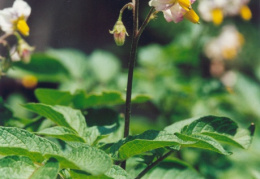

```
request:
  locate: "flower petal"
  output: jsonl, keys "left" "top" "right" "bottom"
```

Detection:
{"left": 13, "top": 0, "right": 31, "bottom": 19}
{"left": 0, "top": 8, "right": 16, "bottom": 33}
{"left": 163, "top": 3, "right": 185, "bottom": 23}
{"left": 149, "top": 0, "right": 177, "bottom": 11}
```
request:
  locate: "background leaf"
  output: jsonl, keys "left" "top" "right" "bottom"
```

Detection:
{"left": 141, "top": 159, "right": 204, "bottom": 179}
{"left": 8, "top": 53, "right": 69, "bottom": 82}
{"left": 35, "top": 89, "right": 73, "bottom": 106}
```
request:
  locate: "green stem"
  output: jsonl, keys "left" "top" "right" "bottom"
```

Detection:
{"left": 135, "top": 151, "right": 173, "bottom": 179}
{"left": 118, "top": 3, "right": 134, "bottom": 21}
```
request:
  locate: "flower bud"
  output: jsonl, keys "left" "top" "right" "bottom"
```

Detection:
{"left": 17, "top": 39, "right": 35, "bottom": 63}
{"left": 109, "top": 20, "right": 129, "bottom": 46}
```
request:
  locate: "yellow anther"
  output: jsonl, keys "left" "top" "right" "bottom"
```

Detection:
{"left": 222, "top": 48, "right": 237, "bottom": 60}
{"left": 240, "top": 5, "right": 252, "bottom": 21}
{"left": 16, "top": 19, "right": 30, "bottom": 36}
{"left": 184, "top": 9, "right": 200, "bottom": 24}
{"left": 178, "top": 0, "right": 191, "bottom": 12}
{"left": 211, "top": 9, "right": 223, "bottom": 25}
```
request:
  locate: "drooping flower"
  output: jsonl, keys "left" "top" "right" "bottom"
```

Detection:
{"left": 0, "top": 0, "right": 31, "bottom": 36}
{"left": 109, "top": 20, "right": 129, "bottom": 46}
{"left": 149, "top": 0, "right": 200, "bottom": 24}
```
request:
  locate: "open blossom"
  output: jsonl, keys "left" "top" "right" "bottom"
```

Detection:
{"left": 204, "top": 25, "right": 244, "bottom": 61}
{"left": 198, "top": 0, "right": 252, "bottom": 25}
{"left": 149, "top": 0, "right": 199, "bottom": 23}
{"left": 0, "top": 0, "right": 31, "bottom": 36}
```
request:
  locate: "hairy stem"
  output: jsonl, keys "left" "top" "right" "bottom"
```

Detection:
{"left": 135, "top": 151, "right": 173, "bottom": 179}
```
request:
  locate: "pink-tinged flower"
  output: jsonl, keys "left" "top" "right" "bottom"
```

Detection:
{"left": 109, "top": 20, "right": 129, "bottom": 46}
{"left": 15, "top": 39, "right": 35, "bottom": 63}
{"left": 149, "top": 0, "right": 199, "bottom": 23}
{"left": 0, "top": 0, "right": 31, "bottom": 36}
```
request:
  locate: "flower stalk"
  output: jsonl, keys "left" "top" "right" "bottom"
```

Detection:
{"left": 121, "top": 0, "right": 155, "bottom": 170}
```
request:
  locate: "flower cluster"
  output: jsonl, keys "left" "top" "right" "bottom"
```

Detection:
{"left": 149, "top": 0, "right": 200, "bottom": 24}
{"left": 198, "top": 0, "right": 252, "bottom": 25}
{"left": 110, "top": 0, "right": 200, "bottom": 46}
{"left": 0, "top": 0, "right": 34, "bottom": 75}
{"left": 205, "top": 25, "right": 244, "bottom": 62}
{"left": 204, "top": 25, "right": 244, "bottom": 88}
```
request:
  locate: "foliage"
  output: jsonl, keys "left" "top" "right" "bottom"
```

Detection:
{"left": 0, "top": 86, "right": 255, "bottom": 178}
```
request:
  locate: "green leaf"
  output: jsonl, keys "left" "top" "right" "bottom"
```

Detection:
{"left": 35, "top": 88, "right": 73, "bottom": 106}
{"left": 47, "top": 48, "right": 89, "bottom": 79}
{"left": 110, "top": 130, "right": 192, "bottom": 160}
{"left": 35, "top": 88, "right": 149, "bottom": 109}
{"left": 0, "top": 97, "right": 13, "bottom": 125}
{"left": 8, "top": 53, "right": 69, "bottom": 82}
{"left": 23, "top": 103, "right": 87, "bottom": 138}
{"left": 165, "top": 116, "right": 254, "bottom": 154}
{"left": 131, "top": 94, "right": 151, "bottom": 104}
{"left": 84, "top": 125, "right": 119, "bottom": 145}
{"left": 105, "top": 165, "right": 131, "bottom": 179}
{"left": 36, "top": 126, "right": 86, "bottom": 142}
{"left": 70, "top": 170, "right": 112, "bottom": 179}
{"left": 30, "top": 158, "right": 59, "bottom": 179}
{"left": 66, "top": 143, "right": 112, "bottom": 176}
{"left": 175, "top": 133, "right": 231, "bottom": 155}
{"left": 141, "top": 159, "right": 204, "bottom": 179}
{"left": 0, "top": 127, "right": 61, "bottom": 162}
{"left": 0, "top": 127, "right": 113, "bottom": 176}
{"left": 70, "top": 165, "right": 131, "bottom": 179}
{"left": 0, "top": 156, "right": 36, "bottom": 179}
{"left": 89, "top": 50, "right": 120, "bottom": 83}
{"left": 73, "top": 91, "right": 125, "bottom": 109}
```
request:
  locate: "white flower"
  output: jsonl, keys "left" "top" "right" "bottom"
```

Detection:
{"left": 149, "top": 0, "right": 199, "bottom": 24}
{"left": 198, "top": 0, "right": 252, "bottom": 25}
{"left": 204, "top": 25, "right": 244, "bottom": 61}
{"left": 0, "top": 0, "right": 31, "bottom": 36}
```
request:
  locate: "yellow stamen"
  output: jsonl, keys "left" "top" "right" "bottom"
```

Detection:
{"left": 222, "top": 48, "right": 237, "bottom": 60}
{"left": 22, "top": 75, "right": 38, "bottom": 88}
{"left": 240, "top": 5, "right": 252, "bottom": 21}
{"left": 211, "top": 9, "right": 223, "bottom": 25}
{"left": 17, "top": 19, "right": 30, "bottom": 36}
{"left": 178, "top": 0, "right": 191, "bottom": 11}
{"left": 184, "top": 9, "right": 200, "bottom": 24}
